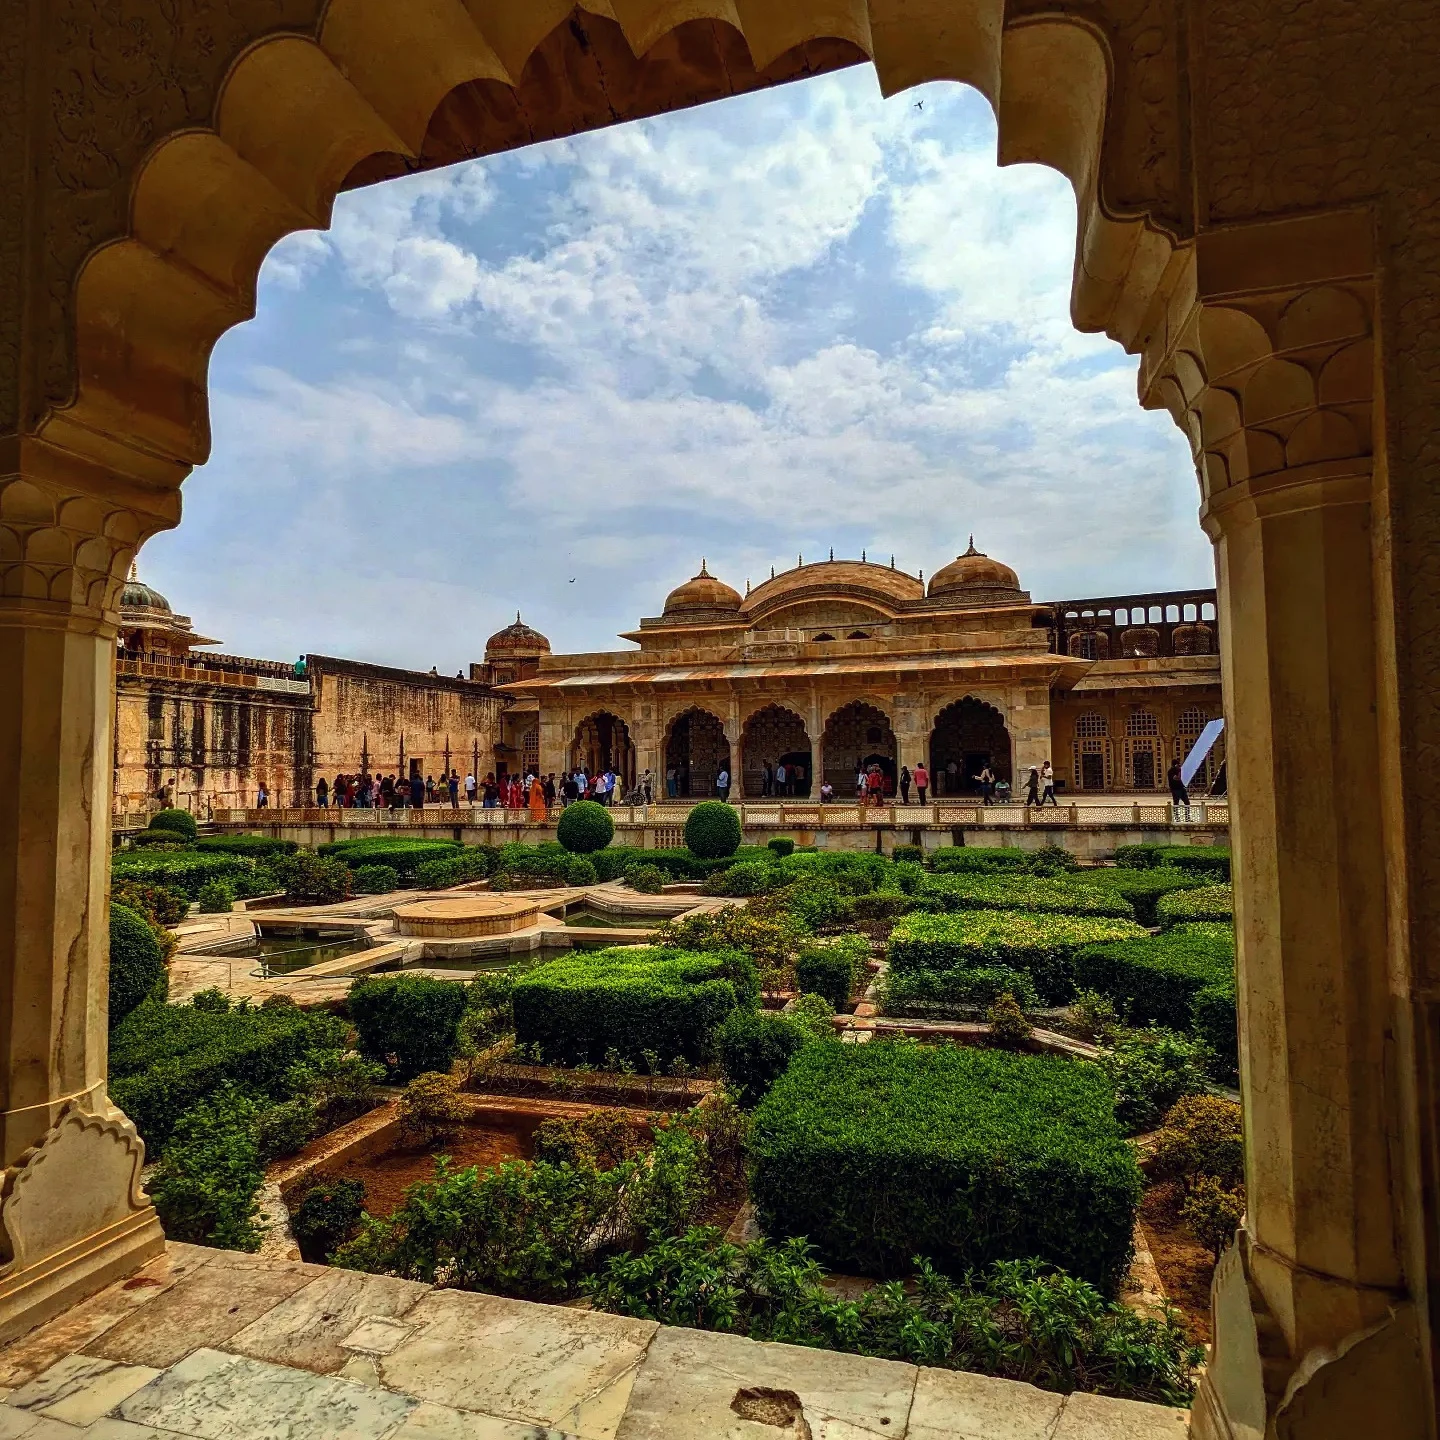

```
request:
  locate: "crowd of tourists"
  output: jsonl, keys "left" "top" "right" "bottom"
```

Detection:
{"left": 311, "top": 764, "right": 659, "bottom": 815}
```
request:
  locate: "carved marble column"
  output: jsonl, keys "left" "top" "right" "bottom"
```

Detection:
{"left": 1147, "top": 214, "right": 1436, "bottom": 1438}
{"left": 0, "top": 452, "right": 169, "bottom": 1343}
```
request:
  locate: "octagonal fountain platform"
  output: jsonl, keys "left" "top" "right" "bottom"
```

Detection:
{"left": 393, "top": 895, "right": 545, "bottom": 939}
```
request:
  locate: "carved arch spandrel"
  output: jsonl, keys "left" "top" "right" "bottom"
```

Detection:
{"left": 30, "top": 0, "right": 1190, "bottom": 490}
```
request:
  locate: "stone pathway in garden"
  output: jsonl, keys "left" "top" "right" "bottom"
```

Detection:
{"left": 0, "top": 1244, "right": 1188, "bottom": 1439}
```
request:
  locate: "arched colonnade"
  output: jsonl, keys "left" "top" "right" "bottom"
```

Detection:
{"left": 2, "top": 3, "right": 1433, "bottom": 1435}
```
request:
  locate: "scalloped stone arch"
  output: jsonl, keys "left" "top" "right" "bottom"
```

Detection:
{"left": 40, "top": 0, "right": 1185, "bottom": 498}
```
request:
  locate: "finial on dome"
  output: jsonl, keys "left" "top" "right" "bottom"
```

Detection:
{"left": 516, "top": 610, "right": 521, "bottom": 624}
{"left": 964, "top": 535, "right": 978, "bottom": 555}
{"left": 890, "top": 555, "right": 895, "bottom": 569}
{"left": 919, "top": 569, "right": 924, "bottom": 585}
{"left": 770, "top": 566, "right": 775, "bottom": 580}
{"left": 798, "top": 554, "right": 803, "bottom": 567}
{"left": 746, "top": 578, "right": 751, "bottom": 595}
{"left": 861, "top": 549, "right": 866, "bottom": 563}
{"left": 699, "top": 558, "right": 709, "bottom": 576}
{"left": 829, "top": 547, "right": 834, "bottom": 562}
{"left": 129, "top": 562, "right": 138, "bottom": 582}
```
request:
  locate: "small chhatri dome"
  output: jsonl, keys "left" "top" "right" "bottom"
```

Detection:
{"left": 120, "top": 564, "right": 172, "bottom": 615}
{"left": 663, "top": 560, "right": 742, "bottom": 619}
{"left": 485, "top": 611, "right": 551, "bottom": 659}
{"left": 927, "top": 537, "right": 1023, "bottom": 602}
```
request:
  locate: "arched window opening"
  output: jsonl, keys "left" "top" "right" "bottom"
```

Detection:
{"left": 663, "top": 708, "right": 730, "bottom": 799}
{"left": 822, "top": 702, "right": 897, "bottom": 798}
{"left": 1183, "top": 604, "right": 1197, "bottom": 622}
{"left": 1072, "top": 711, "right": 1110, "bottom": 792}
{"left": 741, "top": 705, "right": 811, "bottom": 798}
{"left": 846, "top": 630, "right": 871, "bottom": 640}
{"left": 813, "top": 632, "right": 835, "bottom": 642}
{"left": 570, "top": 712, "right": 635, "bottom": 792}
{"left": 1123, "top": 710, "right": 1163, "bottom": 790}
{"left": 929, "top": 698, "right": 1012, "bottom": 797}
{"left": 1201, "top": 602, "right": 1217, "bottom": 621}
{"left": 1120, "top": 626, "right": 1160, "bottom": 657}
{"left": 1166, "top": 604, "right": 1181, "bottom": 623}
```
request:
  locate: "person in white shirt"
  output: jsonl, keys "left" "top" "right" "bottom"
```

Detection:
{"left": 1039, "top": 760, "right": 1058, "bottom": 807}
{"left": 716, "top": 767, "right": 730, "bottom": 802}
{"left": 464, "top": 773, "right": 476, "bottom": 804}
{"left": 774, "top": 762, "right": 787, "bottom": 796}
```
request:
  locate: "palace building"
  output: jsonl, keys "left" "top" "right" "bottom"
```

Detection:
{"left": 501, "top": 546, "right": 1224, "bottom": 800}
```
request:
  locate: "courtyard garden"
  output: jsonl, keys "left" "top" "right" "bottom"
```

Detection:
{"left": 106, "top": 801, "right": 1240, "bottom": 1409}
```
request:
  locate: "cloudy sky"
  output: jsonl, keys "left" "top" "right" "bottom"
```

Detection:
{"left": 139, "top": 65, "right": 1210, "bottom": 671}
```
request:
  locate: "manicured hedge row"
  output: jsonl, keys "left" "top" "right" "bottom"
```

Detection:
{"left": 348, "top": 973, "right": 469, "bottom": 1080}
{"left": 111, "top": 849, "right": 253, "bottom": 898}
{"left": 414, "top": 848, "right": 494, "bottom": 890}
{"left": 513, "top": 945, "right": 757, "bottom": 1067}
{"left": 316, "top": 837, "right": 461, "bottom": 878}
{"left": 929, "top": 845, "right": 1077, "bottom": 875}
{"left": 109, "top": 999, "right": 346, "bottom": 1150}
{"left": 1113, "top": 845, "right": 1231, "bottom": 878}
{"left": 195, "top": 834, "right": 299, "bottom": 857}
{"left": 1156, "top": 883, "right": 1234, "bottom": 928}
{"left": 750, "top": 1043, "right": 1142, "bottom": 1292}
{"left": 1069, "top": 867, "right": 1209, "bottom": 926}
{"left": 887, "top": 911, "right": 1147, "bottom": 1003}
{"left": 1072, "top": 922, "right": 1237, "bottom": 1074}
{"left": 109, "top": 904, "right": 166, "bottom": 1026}
{"left": 916, "top": 873, "right": 1135, "bottom": 920}
{"left": 878, "top": 965, "right": 1040, "bottom": 1017}
{"left": 794, "top": 935, "right": 868, "bottom": 1009}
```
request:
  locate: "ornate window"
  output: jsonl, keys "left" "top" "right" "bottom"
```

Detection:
{"left": 522, "top": 728, "right": 538, "bottom": 776}
{"left": 1120, "top": 625, "right": 1159, "bottom": 656}
{"left": 1072, "top": 712, "right": 1110, "bottom": 791}
{"left": 1123, "top": 710, "right": 1163, "bottom": 789}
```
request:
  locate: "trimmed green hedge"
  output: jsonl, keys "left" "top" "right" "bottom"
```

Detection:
{"left": 1073, "top": 922, "right": 1237, "bottom": 1075}
{"left": 878, "top": 965, "right": 1040, "bottom": 1017}
{"left": 1114, "top": 845, "right": 1231, "bottom": 878}
{"left": 718, "top": 1008, "right": 812, "bottom": 1106}
{"left": 109, "top": 903, "right": 166, "bottom": 1027}
{"left": 557, "top": 800, "right": 615, "bottom": 854}
{"left": 916, "top": 873, "right": 1135, "bottom": 920}
{"left": 194, "top": 834, "right": 298, "bottom": 857}
{"left": 109, "top": 999, "right": 345, "bottom": 1150}
{"left": 513, "top": 945, "right": 757, "bottom": 1067}
{"left": 685, "top": 801, "right": 742, "bottom": 859}
{"left": 414, "top": 848, "right": 493, "bottom": 890}
{"left": 317, "top": 837, "right": 460, "bottom": 879}
{"left": 794, "top": 935, "right": 867, "bottom": 1010}
{"left": 348, "top": 974, "right": 469, "bottom": 1081}
{"left": 1070, "top": 868, "right": 1209, "bottom": 927}
{"left": 111, "top": 849, "right": 253, "bottom": 898}
{"left": 1156, "top": 883, "right": 1234, "bottom": 928}
{"left": 750, "top": 1043, "right": 1142, "bottom": 1291}
{"left": 887, "top": 911, "right": 1147, "bottom": 1003}
{"left": 129, "top": 828, "right": 192, "bottom": 849}
{"left": 929, "top": 845, "right": 1078, "bottom": 875}
{"left": 151, "top": 808, "right": 198, "bottom": 841}
{"left": 767, "top": 837, "right": 796, "bottom": 858}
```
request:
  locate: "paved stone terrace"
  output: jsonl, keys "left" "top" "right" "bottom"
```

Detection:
{"left": 0, "top": 1244, "right": 1189, "bottom": 1438}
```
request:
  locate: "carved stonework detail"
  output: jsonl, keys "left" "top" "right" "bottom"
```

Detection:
{"left": 0, "top": 1101, "right": 151, "bottom": 1274}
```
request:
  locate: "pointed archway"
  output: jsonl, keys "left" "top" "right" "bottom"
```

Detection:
{"left": 822, "top": 701, "right": 897, "bottom": 798}
{"left": 740, "top": 704, "right": 811, "bottom": 798}
{"left": 928, "top": 698, "right": 1012, "bottom": 797}
{"left": 663, "top": 707, "right": 730, "bottom": 799}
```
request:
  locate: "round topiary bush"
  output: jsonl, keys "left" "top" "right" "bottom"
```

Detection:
{"left": 150, "top": 808, "right": 198, "bottom": 842}
{"left": 131, "top": 828, "right": 190, "bottom": 849}
{"left": 109, "top": 903, "right": 166, "bottom": 1027}
{"left": 566, "top": 856, "right": 599, "bottom": 886}
{"left": 685, "top": 800, "right": 742, "bottom": 860}
{"left": 767, "top": 837, "right": 796, "bottom": 858}
{"left": 556, "top": 800, "right": 615, "bottom": 855}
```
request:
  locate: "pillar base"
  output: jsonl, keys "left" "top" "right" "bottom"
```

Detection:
{"left": 0, "top": 1208, "right": 165, "bottom": 1347}
{"left": 0, "top": 1100, "right": 166, "bottom": 1346}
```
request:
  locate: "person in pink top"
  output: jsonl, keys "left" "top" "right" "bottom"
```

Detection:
{"left": 912, "top": 762, "right": 929, "bottom": 803}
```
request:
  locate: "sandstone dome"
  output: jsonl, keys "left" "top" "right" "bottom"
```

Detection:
{"left": 485, "top": 613, "right": 551, "bottom": 658}
{"left": 927, "top": 539, "right": 1024, "bottom": 602}
{"left": 120, "top": 567, "right": 171, "bottom": 614}
{"left": 663, "top": 562, "right": 743, "bottom": 619}
{"left": 741, "top": 558, "right": 924, "bottom": 618}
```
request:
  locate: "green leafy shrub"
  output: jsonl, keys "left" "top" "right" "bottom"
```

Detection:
{"left": 789, "top": 993, "right": 836, "bottom": 1042}
{"left": 585, "top": 1234, "right": 1200, "bottom": 1406}
{"left": 685, "top": 800, "right": 742, "bottom": 859}
{"left": 398, "top": 1071, "right": 468, "bottom": 1146}
{"left": 887, "top": 911, "right": 1147, "bottom": 1004}
{"left": 1069, "top": 867, "right": 1209, "bottom": 926}
{"left": 148, "top": 1085, "right": 265, "bottom": 1250}
{"left": 196, "top": 880, "right": 233, "bottom": 914}
{"left": 109, "top": 903, "right": 167, "bottom": 1027}
{"left": 1066, "top": 989, "right": 1120, "bottom": 1043}
{"left": 753, "top": 875, "right": 850, "bottom": 932}
{"left": 290, "top": 1177, "right": 366, "bottom": 1263}
{"left": 1181, "top": 1177, "right": 1245, "bottom": 1260}
{"left": 317, "top": 837, "right": 461, "bottom": 879}
{"left": 717, "top": 1009, "right": 811, "bottom": 1107}
{"left": 1072, "top": 922, "right": 1236, "bottom": 1075}
{"left": 1100, "top": 1028, "right": 1212, "bottom": 1133}
{"left": 701, "top": 860, "right": 778, "bottom": 897}
{"left": 879, "top": 965, "right": 1040, "bottom": 1018}
{"left": 490, "top": 843, "right": 574, "bottom": 887}
{"left": 765, "top": 838, "right": 795, "bottom": 859}
{"left": 624, "top": 863, "right": 666, "bottom": 894}
{"left": 565, "top": 856, "right": 599, "bottom": 886}
{"left": 287, "top": 1049, "right": 385, "bottom": 1131}
{"left": 1152, "top": 1095, "right": 1244, "bottom": 1191}
{"left": 130, "top": 828, "right": 192, "bottom": 849}
{"left": 253, "top": 1096, "right": 317, "bottom": 1161}
{"left": 415, "top": 849, "right": 493, "bottom": 890}
{"left": 112, "top": 879, "right": 189, "bottom": 928}
{"left": 850, "top": 891, "right": 914, "bottom": 921}
{"left": 988, "top": 992, "right": 1032, "bottom": 1049}
{"left": 109, "top": 998, "right": 346, "bottom": 1149}
{"left": 750, "top": 1043, "right": 1142, "bottom": 1292}
{"left": 587, "top": 846, "right": 646, "bottom": 881}
{"left": 891, "top": 844, "right": 924, "bottom": 864}
{"left": 657, "top": 906, "right": 802, "bottom": 986}
{"left": 348, "top": 974, "right": 469, "bottom": 1081}
{"left": 1156, "top": 883, "right": 1233, "bottom": 928}
{"left": 270, "top": 851, "right": 354, "bottom": 904}
{"left": 352, "top": 864, "right": 401, "bottom": 894}
{"left": 916, "top": 872, "right": 1135, "bottom": 920}
{"left": 556, "top": 800, "right": 615, "bottom": 854}
{"left": 533, "top": 1109, "right": 645, "bottom": 1170}
{"left": 195, "top": 834, "right": 297, "bottom": 857}
{"left": 151, "top": 808, "right": 198, "bottom": 841}
{"left": 514, "top": 945, "right": 758, "bottom": 1068}
{"left": 112, "top": 849, "right": 252, "bottom": 898}
{"left": 929, "top": 845, "right": 1076, "bottom": 875}
{"left": 794, "top": 935, "right": 866, "bottom": 1009}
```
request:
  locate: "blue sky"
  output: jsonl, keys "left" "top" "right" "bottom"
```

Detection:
{"left": 140, "top": 66, "right": 1211, "bottom": 671}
